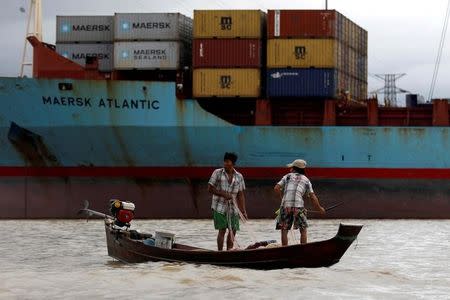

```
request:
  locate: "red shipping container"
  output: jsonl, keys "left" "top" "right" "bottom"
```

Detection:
{"left": 193, "top": 39, "right": 262, "bottom": 68}
{"left": 267, "top": 10, "right": 338, "bottom": 38}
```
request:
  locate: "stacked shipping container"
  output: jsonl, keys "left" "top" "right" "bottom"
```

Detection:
{"left": 192, "top": 10, "right": 265, "bottom": 97}
{"left": 55, "top": 16, "right": 114, "bottom": 72}
{"left": 266, "top": 10, "right": 367, "bottom": 99}
{"left": 113, "top": 13, "right": 192, "bottom": 70}
{"left": 54, "top": 10, "right": 367, "bottom": 100}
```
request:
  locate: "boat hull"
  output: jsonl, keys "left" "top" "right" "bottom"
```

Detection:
{"left": 105, "top": 223, "right": 363, "bottom": 269}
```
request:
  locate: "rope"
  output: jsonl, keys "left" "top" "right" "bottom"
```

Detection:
{"left": 428, "top": 0, "right": 450, "bottom": 101}
{"left": 289, "top": 227, "right": 299, "bottom": 244}
{"left": 226, "top": 196, "right": 259, "bottom": 250}
{"left": 226, "top": 200, "right": 240, "bottom": 249}
{"left": 232, "top": 197, "right": 261, "bottom": 243}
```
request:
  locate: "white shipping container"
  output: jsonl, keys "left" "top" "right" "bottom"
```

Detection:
{"left": 114, "top": 41, "right": 184, "bottom": 70}
{"left": 56, "top": 43, "right": 113, "bottom": 71}
{"left": 114, "top": 13, "right": 192, "bottom": 41}
{"left": 56, "top": 16, "right": 114, "bottom": 43}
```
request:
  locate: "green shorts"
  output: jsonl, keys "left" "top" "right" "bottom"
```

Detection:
{"left": 213, "top": 210, "right": 240, "bottom": 231}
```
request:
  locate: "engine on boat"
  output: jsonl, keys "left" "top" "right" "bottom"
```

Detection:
{"left": 110, "top": 199, "right": 135, "bottom": 227}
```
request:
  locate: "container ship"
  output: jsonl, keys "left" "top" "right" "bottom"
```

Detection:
{"left": 1, "top": 9, "right": 449, "bottom": 219}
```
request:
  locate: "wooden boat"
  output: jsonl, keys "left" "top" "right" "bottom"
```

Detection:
{"left": 105, "top": 221, "right": 362, "bottom": 269}
{"left": 80, "top": 201, "right": 362, "bottom": 269}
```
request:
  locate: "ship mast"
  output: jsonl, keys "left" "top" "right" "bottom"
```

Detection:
{"left": 20, "top": 0, "right": 42, "bottom": 77}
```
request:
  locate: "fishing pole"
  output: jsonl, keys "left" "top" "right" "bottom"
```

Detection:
{"left": 274, "top": 201, "right": 346, "bottom": 216}
{"left": 308, "top": 201, "right": 346, "bottom": 214}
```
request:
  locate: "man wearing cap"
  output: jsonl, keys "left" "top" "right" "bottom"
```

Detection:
{"left": 274, "top": 159, "right": 325, "bottom": 245}
{"left": 208, "top": 152, "right": 247, "bottom": 251}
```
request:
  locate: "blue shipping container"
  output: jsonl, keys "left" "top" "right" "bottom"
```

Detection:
{"left": 267, "top": 68, "right": 337, "bottom": 98}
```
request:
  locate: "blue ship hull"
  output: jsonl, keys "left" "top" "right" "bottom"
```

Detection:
{"left": 1, "top": 77, "right": 449, "bottom": 218}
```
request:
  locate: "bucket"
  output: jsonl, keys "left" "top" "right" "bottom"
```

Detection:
{"left": 155, "top": 231, "right": 175, "bottom": 249}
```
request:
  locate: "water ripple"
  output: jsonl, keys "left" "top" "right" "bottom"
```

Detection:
{"left": 0, "top": 219, "right": 449, "bottom": 299}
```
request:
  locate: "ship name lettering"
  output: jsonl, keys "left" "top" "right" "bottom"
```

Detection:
{"left": 98, "top": 98, "right": 160, "bottom": 110}
{"left": 42, "top": 96, "right": 91, "bottom": 107}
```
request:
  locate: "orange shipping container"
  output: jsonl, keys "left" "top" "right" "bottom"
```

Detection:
{"left": 193, "top": 69, "right": 261, "bottom": 97}
{"left": 266, "top": 10, "right": 367, "bottom": 54}
{"left": 193, "top": 10, "right": 265, "bottom": 38}
{"left": 267, "top": 10, "right": 337, "bottom": 38}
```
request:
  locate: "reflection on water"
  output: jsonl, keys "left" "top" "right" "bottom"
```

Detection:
{"left": 0, "top": 219, "right": 450, "bottom": 299}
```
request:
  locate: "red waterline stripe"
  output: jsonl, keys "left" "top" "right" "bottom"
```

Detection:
{"left": 1, "top": 166, "right": 450, "bottom": 179}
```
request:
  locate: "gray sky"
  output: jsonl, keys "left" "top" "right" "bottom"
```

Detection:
{"left": 1, "top": 0, "right": 450, "bottom": 103}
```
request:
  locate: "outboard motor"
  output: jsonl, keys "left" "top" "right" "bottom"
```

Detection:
{"left": 110, "top": 199, "right": 135, "bottom": 228}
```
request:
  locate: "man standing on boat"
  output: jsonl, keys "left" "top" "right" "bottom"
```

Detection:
{"left": 274, "top": 159, "right": 325, "bottom": 245}
{"left": 208, "top": 152, "right": 247, "bottom": 251}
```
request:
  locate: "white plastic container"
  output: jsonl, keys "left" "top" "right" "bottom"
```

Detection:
{"left": 155, "top": 231, "right": 175, "bottom": 249}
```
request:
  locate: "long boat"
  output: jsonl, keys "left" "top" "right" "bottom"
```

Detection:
{"left": 80, "top": 201, "right": 362, "bottom": 269}
{"left": 105, "top": 221, "right": 362, "bottom": 269}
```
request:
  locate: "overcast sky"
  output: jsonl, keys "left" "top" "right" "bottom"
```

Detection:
{"left": 1, "top": 0, "right": 449, "bottom": 103}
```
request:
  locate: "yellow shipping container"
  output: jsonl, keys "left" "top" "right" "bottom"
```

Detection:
{"left": 193, "top": 69, "right": 261, "bottom": 97}
{"left": 267, "top": 39, "right": 342, "bottom": 68}
{"left": 194, "top": 10, "right": 265, "bottom": 38}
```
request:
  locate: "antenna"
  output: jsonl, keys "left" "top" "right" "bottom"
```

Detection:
{"left": 326, "top": 0, "right": 328, "bottom": 10}
{"left": 20, "top": 0, "right": 42, "bottom": 77}
{"left": 370, "top": 73, "right": 409, "bottom": 107}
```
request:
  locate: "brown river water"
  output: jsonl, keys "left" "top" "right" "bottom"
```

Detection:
{"left": 0, "top": 219, "right": 449, "bottom": 299}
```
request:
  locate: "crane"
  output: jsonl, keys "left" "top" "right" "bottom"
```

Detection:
{"left": 20, "top": 0, "right": 42, "bottom": 77}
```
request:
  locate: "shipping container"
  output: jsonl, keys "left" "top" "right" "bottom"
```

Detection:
{"left": 193, "top": 10, "right": 266, "bottom": 38}
{"left": 193, "top": 68, "right": 261, "bottom": 97}
{"left": 193, "top": 39, "right": 262, "bottom": 67}
{"left": 362, "top": 30, "right": 368, "bottom": 56}
{"left": 358, "top": 55, "right": 368, "bottom": 82}
{"left": 114, "top": 13, "right": 192, "bottom": 42}
{"left": 114, "top": 41, "right": 188, "bottom": 70}
{"left": 267, "top": 10, "right": 368, "bottom": 53}
{"left": 267, "top": 38, "right": 367, "bottom": 82}
{"left": 268, "top": 10, "right": 337, "bottom": 38}
{"left": 266, "top": 68, "right": 366, "bottom": 99}
{"left": 267, "top": 39, "right": 341, "bottom": 69}
{"left": 267, "top": 68, "right": 337, "bottom": 98}
{"left": 56, "top": 43, "right": 113, "bottom": 72}
{"left": 56, "top": 16, "right": 114, "bottom": 43}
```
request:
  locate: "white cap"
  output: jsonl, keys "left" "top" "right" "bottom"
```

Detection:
{"left": 287, "top": 159, "right": 307, "bottom": 169}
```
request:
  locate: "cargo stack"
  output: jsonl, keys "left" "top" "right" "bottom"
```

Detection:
{"left": 113, "top": 13, "right": 192, "bottom": 71}
{"left": 56, "top": 16, "right": 114, "bottom": 72}
{"left": 192, "top": 10, "right": 265, "bottom": 97}
{"left": 266, "top": 10, "right": 368, "bottom": 99}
